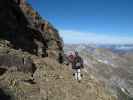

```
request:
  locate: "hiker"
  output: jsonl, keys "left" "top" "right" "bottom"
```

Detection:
{"left": 66, "top": 51, "right": 84, "bottom": 81}
{"left": 72, "top": 51, "right": 84, "bottom": 81}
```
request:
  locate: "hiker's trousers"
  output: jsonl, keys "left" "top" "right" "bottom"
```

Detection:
{"left": 73, "top": 69, "right": 81, "bottom": 80}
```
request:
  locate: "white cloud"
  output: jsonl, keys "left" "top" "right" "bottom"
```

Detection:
{"left": 59, "top": 29, "right": 133, "bottom": 44}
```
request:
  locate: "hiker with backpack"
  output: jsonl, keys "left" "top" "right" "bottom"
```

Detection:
{"left": 72, "top": 51, "right": 84, "bottom": 81}
{"left": 66, "top": 51, "right": 84, "bottom": 81}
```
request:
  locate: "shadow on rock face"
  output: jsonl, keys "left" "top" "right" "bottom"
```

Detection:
{"left": 0, "top": 68, "right": 7, "bottom": 76}
{"left": 0, "top": 0, "right": 45, "bottom": 55}
{"left": 0, "top": 88, "right": 12, "bottom": 100}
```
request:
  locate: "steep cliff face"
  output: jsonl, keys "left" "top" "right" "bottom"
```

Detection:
{"left": 0, "top": 0, "right": 63, "bottom": 59}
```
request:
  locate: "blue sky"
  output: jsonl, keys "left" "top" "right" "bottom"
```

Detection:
{"left": 28, "top": 0, "right": 133, "bottom": 44}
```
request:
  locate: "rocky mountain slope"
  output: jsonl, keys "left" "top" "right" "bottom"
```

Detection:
{"left": 0, "top": 0, "right": 63, "bottom": 59}
{"left": 65, "top": 44, "right": 133, "bottom": 100}
{"left": 0, "top": 0, "right": 117, "bottom": 100}
{"left": 0, "top": 45, "right": 116, "bottom": 100}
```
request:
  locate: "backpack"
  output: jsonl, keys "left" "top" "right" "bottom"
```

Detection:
{"left": 73, "top": 56, "right": 83, "bottom": 69}
{"left": 75, "top": 57, "right": 82, "bottom": 67}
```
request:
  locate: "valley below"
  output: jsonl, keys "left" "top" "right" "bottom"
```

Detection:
{"left": 65, "top": 44, "right": 133, "bottom": 100}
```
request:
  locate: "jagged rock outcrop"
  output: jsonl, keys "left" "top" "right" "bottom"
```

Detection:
{"left": 0, "top": 54, "right": 36, "bottom": 74}
{"left": 0, "top": 0, "right": 63, "bottom": 59}
{"left": 0, "top": 44, "right": 37, "bottom": 76}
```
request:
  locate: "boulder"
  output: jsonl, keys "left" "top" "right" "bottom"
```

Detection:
{"left": 0, "top": 54, "right": 36, "bottom": 75}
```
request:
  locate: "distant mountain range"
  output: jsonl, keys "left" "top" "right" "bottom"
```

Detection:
{"left": 65, "top": 44, "right": 133, "bottom": 54}
{"left": 95, "top": 44, "right": 133, "bottom": 53}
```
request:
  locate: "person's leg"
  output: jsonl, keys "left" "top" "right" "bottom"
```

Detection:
{"left": 77, "top": 69, "right": 81, "bottom": 81}
{"left": 74, "top": 69, "right": 78, "bottom": 80}
{"left": 75, "top": 69, "right": 78, "bottom": 80}
{"left": 72, "top": 69, "right": 75, "bottom": 80}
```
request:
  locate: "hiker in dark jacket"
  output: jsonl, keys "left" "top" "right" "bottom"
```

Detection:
{"left": 72, "top": 51, "right": 84, "bottom": 81}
